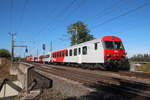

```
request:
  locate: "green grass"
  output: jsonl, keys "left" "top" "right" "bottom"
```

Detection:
{"left": 136, "top": 63, "right": 150, "bottom": 72}
{"left": 7, "top": 75, "right": 17, "bottom": 81}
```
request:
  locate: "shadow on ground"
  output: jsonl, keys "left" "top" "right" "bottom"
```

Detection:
{"left": 63, "top": 79, "right": 149, "bottom": 100}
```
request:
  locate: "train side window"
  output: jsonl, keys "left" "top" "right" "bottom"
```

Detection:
{"left": 57, "top": 53, "right": 59, "bottom": 57}
{"left": 82, "top": 46, "right": 87, "bottom": 55}
{"left": 74, "top": 48, "right": 77, "bottom": 56}
{"left": 66, "top": 50, "right": 68, "bottom": 56}
{"left": 56, "top": 53, "right": 57, "bottom": 57}
{"left": 59, "top": 52, "right": 60, "bottom": 57}
{"left": 60, "top": 52, "right": 62, "bottom": 57}
{"left": 95, "top": 43, "right": 98, "bottom": 50}
{"left": 62, "top": 52, "right": 64, "bottom": 57}
{"left": 69, "top": 49, "right": 72, "bottom": 56}
{"left": 78, "top": 48, "right": 81, "bottom": 55}
{"left": 45, "top": 55, "right": 49, "bottom": 58}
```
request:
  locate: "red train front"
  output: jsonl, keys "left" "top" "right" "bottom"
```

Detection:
{"left": 102, "top": 36, "right": 129, "bottom": 70}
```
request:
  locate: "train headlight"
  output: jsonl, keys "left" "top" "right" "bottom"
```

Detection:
{"left": 106, "top": 54, "right": 111, "bottom": 57}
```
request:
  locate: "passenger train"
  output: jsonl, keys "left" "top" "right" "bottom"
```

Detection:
{"left": 26, "top": 36, "right": 130, "bottom": 70}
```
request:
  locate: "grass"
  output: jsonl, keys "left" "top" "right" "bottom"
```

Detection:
{"left": 136, "top": 63, "right": 150, "bottom": 72}
{"left": 7, "top": 75, "right": 17, "bottom": 81}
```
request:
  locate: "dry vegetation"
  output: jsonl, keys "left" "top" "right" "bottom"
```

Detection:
{"left": 0, "top": 58, "right": 11, "bottom": 78}
{"left": 136, "top": 63, "right": 150, "bottom": 72}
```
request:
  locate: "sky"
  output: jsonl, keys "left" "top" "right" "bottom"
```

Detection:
{"left": 0, "top": 0, "right": 150, "bottom": 57}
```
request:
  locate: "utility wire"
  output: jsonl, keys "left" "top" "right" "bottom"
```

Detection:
{"left": 64, "top": 0, "right": 86, "bottom": 20}
{"left": 9, "top": 0, "right": 14, "bottom": 32}
{"left": 17, "top": 0, "right": 28, "bottom": 34}
{"left": 35, "top": 0, "right": 77, "bottom": 36}
{"left": 95, "top": 0, "right": 135, "bottom": 19}
{"left": 95, "top": 0, "right": 123, "bottom": 18}
{"left": 92, "top": 1, "right": 150, "bottom": 29}
{"left": 46, "top": 0, "right": 85, "bottom": 36}
{"left": 83, "top": 0, "right": 122, "bottom": 20}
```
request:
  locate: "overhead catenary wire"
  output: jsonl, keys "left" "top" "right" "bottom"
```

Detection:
{"left": 46, "top": 0, "right": 86, "bottom": 40}
{"left": 92, "top": 1, "right": 150, "bottom": 29}
{"left": 35, "top": 0, "right": 77, "bottom": 38}
{"left": 95, "top": 0, "right": 124, "bottom": 18}
{"left": 17, "top": 0, "right": 29, "bottom": 34}
{"left": 63, "top": 0, "right": 86, "bottom": 20}
{"left": 95, "top": 0, "right": 135, "bottom": 20}
{"left": 9, "top": 0, "right": 14, "bottom": 32}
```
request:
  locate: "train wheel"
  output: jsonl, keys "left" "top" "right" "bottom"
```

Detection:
{"left": 119, "top": 59, "right": 130, "bottom": 71}
{"left": 97, "top": 64, "right": 107, "bottom": 70}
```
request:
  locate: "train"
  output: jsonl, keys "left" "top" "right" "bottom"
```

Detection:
{"left": 26, "top": 36, "right": 130, "bottom": 71}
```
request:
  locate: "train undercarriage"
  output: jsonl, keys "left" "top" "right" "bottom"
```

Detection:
{"left": 44, "top": 59, "right": 130, "bottom": 71}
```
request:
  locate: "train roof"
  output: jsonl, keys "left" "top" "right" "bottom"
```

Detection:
{"left": 102, "top": 36, "right": 122, "bottom": 41}
{"left": 51, "top": 36, "right": 122, "bottom": 53}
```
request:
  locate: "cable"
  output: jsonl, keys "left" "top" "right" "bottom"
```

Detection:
{"left": 35, "top": 0, "right": 77, "bottom": 39}
{"left": 95, "top": 0, "right": 123, "bottom": 18}
{"left": 95, "top": 0, "right": 135, "bottom": 19}
{"left": 47, "top": 0, "right": 85, "bottom": 35}
{"left": 64, "top": 0, "right": 86, "bottom": 20}
{"left": 9, "top": 0, "right": 14, "bottom": 32}
{"left": 17, "top": 0, "right": 28, "bottom": 34}
{"left": 45, "top": 0, "right": 85, "bottom": 35}
{"left": 92, "top": 1, "right": 150, "bottom": 29}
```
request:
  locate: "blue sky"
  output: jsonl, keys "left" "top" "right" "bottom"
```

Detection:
{"left": 0, "top": 0, "right": 150, "bottom": 57}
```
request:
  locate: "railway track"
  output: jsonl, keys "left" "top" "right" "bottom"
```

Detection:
{"left": 26, "top": 61, "right": 150, "bottom": 79}
{"left": 28, "top": 62, "right": 150, "bottom": 100}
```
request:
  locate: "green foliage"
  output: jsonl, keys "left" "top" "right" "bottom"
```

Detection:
{"left": 130, "top": 54, "right": 150, "bottom": 62}
{"left": 14, "top": 57, "right": 22, "bottom": 61}
{"left": 0, "top": 49, "right": 11, "bottom": 58}
{"left": 67, "top": 21, "right": 95, "bottom": 45}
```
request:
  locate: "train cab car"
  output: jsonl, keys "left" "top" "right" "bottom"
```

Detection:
{"left": 101, "top": 36, "right": 129, "bottom": 70}
{"left": 51, "top": 36, "right": 129, "bottom": 70}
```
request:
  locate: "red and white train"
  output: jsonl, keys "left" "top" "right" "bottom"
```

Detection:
{"left": 26, "top": 36, "right": 130, "bottom": 70}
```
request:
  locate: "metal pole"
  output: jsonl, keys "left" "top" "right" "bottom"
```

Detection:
{"left": 50, "top": 41, "right": 52, "bottom": 52}
{"left": 12, "top": 35, "right": 14, "bottom": 62}
{"left": 75, "top": 27, "right": 78, "bottom": 45}
{"left": 37, "top": 48, "right": 38, "bottom": 62}
{"left": 37, "top": 48, "right": 38, "bottom": 57}
{"left": 9, "top": 33, "right": 15, "bottom": 62}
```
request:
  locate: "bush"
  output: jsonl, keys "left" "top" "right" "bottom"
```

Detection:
{"left": 0, "top": 49, "right": 11, "bottom": 58}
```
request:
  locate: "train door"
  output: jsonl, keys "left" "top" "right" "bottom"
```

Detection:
{"left": 77, "top": 47, "right": 82, "bottom": 64}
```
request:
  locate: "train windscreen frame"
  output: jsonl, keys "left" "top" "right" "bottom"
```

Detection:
{"left": 103, "top": 41, "right": 124, "bottom": 49}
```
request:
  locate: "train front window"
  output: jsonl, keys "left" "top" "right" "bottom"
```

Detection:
{"left": 104, "top": 41, "right": 124, "bottom": 49}
{"left": 104, "top": 41, "right": 114, "bottom": 49}
{"left": 114, "top": 41, "right": 124, "bottom": 49}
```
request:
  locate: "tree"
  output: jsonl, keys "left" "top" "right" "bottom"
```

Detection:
{"left": 67, "top": 21, "right": 94, "bottom": 45}
{"left": 0, "top": 49, "right": 11, "bottom": 58}
{"left": 130, "top": 54, "right": 150, "bottom": 62}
